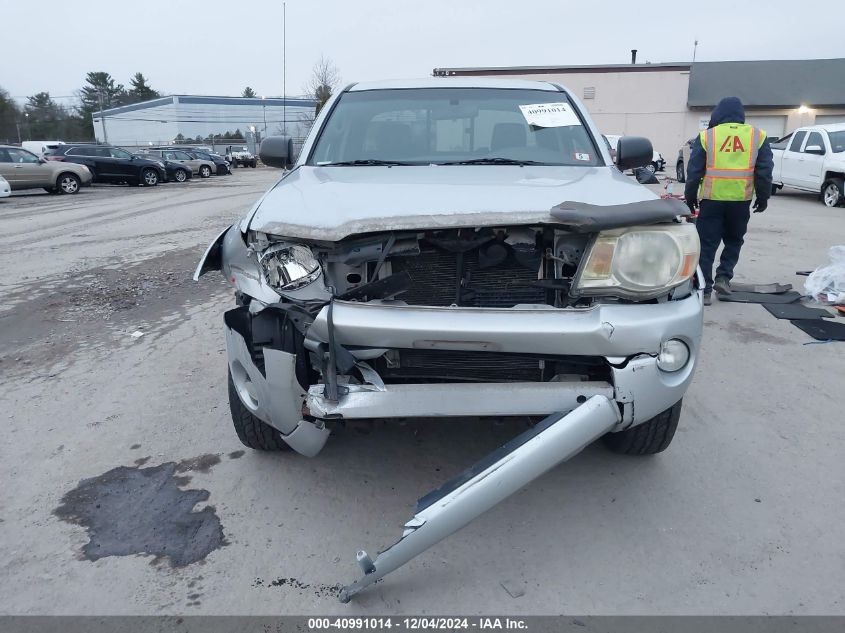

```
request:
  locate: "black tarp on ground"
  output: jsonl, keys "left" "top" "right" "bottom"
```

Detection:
{"left": 718, "top": 290, "right": 802, "bottom": 304}
{"left": 762, "top": 303, "right": 833, "bottom": 320}
{"left": 791, "top": 319, "right": 845, "bottom": 341}
{"left": 732, "top": 282, "right": 792, "bottom": 294}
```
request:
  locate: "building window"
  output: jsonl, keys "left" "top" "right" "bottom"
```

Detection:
{"left": 583, "top": 87, "right": 596, "bottom": 100}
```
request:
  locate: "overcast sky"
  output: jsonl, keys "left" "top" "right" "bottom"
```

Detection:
{"left": 5, "top": 0, "right": 843, "bottom": 104}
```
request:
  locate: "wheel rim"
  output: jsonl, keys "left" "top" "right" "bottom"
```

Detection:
{"left": 824, "top": 184, "right": 840, "bottom": 207}
{"left": 677, "top": 165, "right": 683, "bottom": 180}
{"left": 176, "top": 170, "right": 186, "bottom": 182}
{"left": 646, "top": 163, "right": 656, "bottom": 173}
{"left": 144, "top": 171, "right": 157, "bottom": 185}
{"left": 61, "top": 176, "right": 78, "bottom": 193}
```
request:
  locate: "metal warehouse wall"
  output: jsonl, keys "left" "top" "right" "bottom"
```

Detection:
{"left": 94, "top": 97, "right": 316, "bottom": 147}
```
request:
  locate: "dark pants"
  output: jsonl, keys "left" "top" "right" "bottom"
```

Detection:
{"left": 696, "top": 199, "right": 751, "bottom": 291}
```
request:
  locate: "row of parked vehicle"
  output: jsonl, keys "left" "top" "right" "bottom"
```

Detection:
{"left": 0, "top": 143, "right": 233, "bottom": 196}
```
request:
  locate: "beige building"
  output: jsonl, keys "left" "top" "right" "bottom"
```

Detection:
{"left": 433, "top": 58, "right": 845, "bottom": 167}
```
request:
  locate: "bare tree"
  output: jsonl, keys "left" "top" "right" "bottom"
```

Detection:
{"left": 304, "top": 55, "right": 341, "bottom": 115}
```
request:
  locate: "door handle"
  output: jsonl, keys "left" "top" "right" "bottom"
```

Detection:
{"left": 14, "top": 165, "right": 24, "bottom": 168}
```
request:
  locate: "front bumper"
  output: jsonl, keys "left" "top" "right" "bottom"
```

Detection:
{"left": 225, "top": 292, "right": 703, "bottom": 454}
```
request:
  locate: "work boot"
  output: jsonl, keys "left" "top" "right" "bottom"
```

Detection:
{"left": 703, "top": 291, "right": 712, "bottom": 306}
{"left": 714, "top": 276, "right": 732, "bottom": 295}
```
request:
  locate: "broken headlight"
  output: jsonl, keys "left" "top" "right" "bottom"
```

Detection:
{"left": 259, "top": 243, "right": 322, "bottom": 291}
{"left": 575, "top": 224, "right": 699, "bottom": 298}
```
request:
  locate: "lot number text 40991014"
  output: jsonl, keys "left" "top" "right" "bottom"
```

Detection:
{"left": 307, "top": 618, "right": 528, "bottom": 630}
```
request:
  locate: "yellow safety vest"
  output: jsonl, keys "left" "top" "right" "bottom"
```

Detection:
{"left": 699, "top": 123, "right": 766, "bottom": 201}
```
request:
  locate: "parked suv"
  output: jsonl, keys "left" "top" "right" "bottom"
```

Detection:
{"left": 144, "top": 149, "right": 215, "bottom": 178}
{"left": 0, "top": 145, "right": 92, "bottom": 194}
{"left": 196, "top": 79, "right": 702, "bottom": 601}
{"left": 225, "top": 145, "right": 257, "bottom": 168}
{"left": 48, "top": 145, "right": 166, "bottom": 186}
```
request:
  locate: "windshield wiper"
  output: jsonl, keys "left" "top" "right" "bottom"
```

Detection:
{"left": 436, "top": 157, "right": 544, "bottom": 166}
{"left": 318, "top": 159, "right": 414, "bottom": 166}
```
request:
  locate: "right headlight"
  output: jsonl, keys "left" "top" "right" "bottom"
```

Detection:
{"left": 575, "top": 224, "right": 699, "bottom": 299}
{"left": 259, "top": 243, "right": 322, "bottom": 291}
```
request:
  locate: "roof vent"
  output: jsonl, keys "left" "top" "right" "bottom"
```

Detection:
{"left": 631, "top": 49, "right": 638, "bottom": 64}
{"left": 583, "top": 86, "right": 596, "bottom": 100}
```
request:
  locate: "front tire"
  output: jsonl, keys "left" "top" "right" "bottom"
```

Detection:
{"left": 199, "top": 165, "right": 211, "bottom": 178}
{"left": 822, "top": 178, "right": 844, "bottom": 207}
{"left": 141, "top": 168, "right": 159, "bottom": 186}
{"left": 603, "top": 399, "right": 682, "bottom": 455}
{"left": 57, "top": 172, "right": 81, "bottom": 194}
{"left": 676, "top": 161, "right": 685, "bottom": 182}
{"left": 645, "top": 162, "right": 657, "bottom": 174}
{"left": 228, "top": 371, "right": 291, "bottom": 451}
{"left": 174, "top": 168, "right": 188, "bottom": 183}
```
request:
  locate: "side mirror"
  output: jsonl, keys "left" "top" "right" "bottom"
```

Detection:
{"left": 804, "top": 145, "right": 825, "bottom": 155}
{"left": 616, "top": 136, "right": 654, "bottom": 170}
{"left": 259, "top": 136, "right": 294, "bottom": 169}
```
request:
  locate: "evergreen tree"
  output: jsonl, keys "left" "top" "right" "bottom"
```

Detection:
{"left": 241, "top": 87, "right": 256, "bottom": 98}
{"left": 127, "top": 72, "right": 160, "bottom": 103}
{"left": 77, "top": 72, "right": 126, "bottom": 138}
{"left": 0, "top": 86, "right": 21, "bottom": 143}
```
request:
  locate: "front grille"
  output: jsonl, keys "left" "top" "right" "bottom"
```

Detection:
{"left": 391, "top": 247, "right": 546, "bottom": 308}
{"left": 374, "top": 349, "right": 610, "bottom": 384}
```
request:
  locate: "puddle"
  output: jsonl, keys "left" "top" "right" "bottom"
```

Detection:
{"left": 54, "top": 462, "right": 226, "bottom": 567}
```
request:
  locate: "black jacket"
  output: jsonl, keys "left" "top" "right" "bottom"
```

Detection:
{"left": 685, "top": 97, "right": 773, "bottom": 201}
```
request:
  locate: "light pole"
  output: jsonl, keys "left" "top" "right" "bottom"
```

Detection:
{"left": 24, "top": 112, "right": 30, "bottom": 141}
{"left": 261, "top": 96, "right": 267, "bottom": 136}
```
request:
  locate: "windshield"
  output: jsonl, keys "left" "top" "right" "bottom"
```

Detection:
{"left": 308, "top": 88, "right": 601, "bottom": 166}
{"left": 829, "top": 131, "right": 845, "bottom": 153}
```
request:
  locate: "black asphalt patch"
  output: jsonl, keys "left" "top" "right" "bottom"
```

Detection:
{"left": 54, "top": 462, "right": 225, "bottom": 567}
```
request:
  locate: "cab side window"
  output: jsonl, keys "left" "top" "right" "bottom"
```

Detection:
{"left": 788, "top": 131, "right": 807, "bottom": 152}
{"left": 0, "top": 148, "right": 12, "bottom": 162}
{"left": 803, "top": 132, "right": 825, "bottom": 154}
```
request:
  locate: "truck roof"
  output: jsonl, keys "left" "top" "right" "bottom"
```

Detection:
{"left": 796, "top": 122, "right": 845, "bottom": 133}
{"left": 348, "top": 77, "right": 563, "bottom": 92}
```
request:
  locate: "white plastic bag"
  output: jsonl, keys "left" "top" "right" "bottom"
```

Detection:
{"left": 805, "top": 245, "right": 845, "bottom": 304}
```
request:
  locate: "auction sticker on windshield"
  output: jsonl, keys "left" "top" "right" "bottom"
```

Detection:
{"left": 518, "top": 102, "right": 580, "bottom": 128}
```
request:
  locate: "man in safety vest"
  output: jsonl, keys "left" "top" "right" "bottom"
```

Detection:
{"left": 684, "top": 97, "right": 773, "bottom": 305}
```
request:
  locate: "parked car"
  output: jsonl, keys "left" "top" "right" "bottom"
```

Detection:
{"left": 22, "top": 140, "right": 65, "bottom": 158}
{"left": 225, "top": 145, "right": 257, "bottom": 168}
{"left": 144, "top": 149, "right": 215, "bottom": 178}
{"left": 0, "top": 145, "right": 92, "bottom": 194}
{"left": 675, "top": 137, "right": 695, "bottom": 182}
{"left": 186, "top": 150, "right": 231, "bottom": 175}
{"left": 0, "top": 174, "right": 10, "bottom": 198}
{"left": 196, "top": 78, "right": 701, "bottom": 601}
{"left": 152, "top": 156, "right": 193, "bottom": 183}
{"left": 606, "top": 134, "right": 663, "bottom": 172}
{"left": 154, "top": 147, "right": 230, "bottom": 175}
{"left": 48, "top": 145, "right": 166, "bottom": 186}
{"left": 771, "top": 123, "right": 845, "bottom": 207}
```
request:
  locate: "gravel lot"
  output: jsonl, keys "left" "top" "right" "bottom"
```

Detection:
{"left": 1, "top": 170, "right": 843, "bottom": 615}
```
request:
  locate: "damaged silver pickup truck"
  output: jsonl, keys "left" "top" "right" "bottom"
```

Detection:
{"left": 195, "top": 78, "right": 702, "bottom": 601}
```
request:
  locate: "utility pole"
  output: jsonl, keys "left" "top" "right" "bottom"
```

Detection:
{"left": 283, "top": 1, "right": 287, "bottom": 136}
{"left": 97, "top": 91, "right": 109, "bottom": 144}
{"left": 15, "top": 121, "right": 22, "bottom": 144}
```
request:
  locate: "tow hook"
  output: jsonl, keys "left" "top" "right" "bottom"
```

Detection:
{"left": 338, "top": 395, "right": 621, "bottom": 602}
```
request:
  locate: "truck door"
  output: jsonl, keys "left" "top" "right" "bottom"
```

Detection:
{"left": 797, "top": 131, "right": 827, "bottom": 190}
{"left": 780, "top": 130, "right": 807, "bottom": 188}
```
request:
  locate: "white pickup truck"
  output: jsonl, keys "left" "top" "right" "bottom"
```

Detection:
{"left": 771, "top": 122, "right": 845, "bottom": 207}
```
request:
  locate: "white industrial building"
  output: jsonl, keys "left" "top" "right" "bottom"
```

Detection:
{"left": 92, "top": 95, "right": 317, "bottom": 148}
{"left": 433, "top": 58, "right": 845, "bottom": 161}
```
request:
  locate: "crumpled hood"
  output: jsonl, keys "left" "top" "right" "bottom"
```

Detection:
{"left": 709, "top": 97, "right": 745, "bottom": 127}
{"left": 246, "top": 165, "right": 656, "bottom": 241}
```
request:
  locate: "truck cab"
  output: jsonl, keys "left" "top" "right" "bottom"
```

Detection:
{"left": 772, "top": 123, "right": 845, "bottom": 207}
